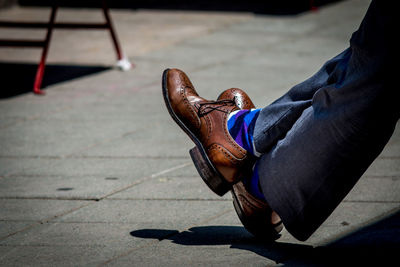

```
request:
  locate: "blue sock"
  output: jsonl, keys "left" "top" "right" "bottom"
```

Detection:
{"left": 227, "top": 109, "right": 261, "bottom": 157}
{"left": 243, "top": 161, "right": 266, "bottom": 201}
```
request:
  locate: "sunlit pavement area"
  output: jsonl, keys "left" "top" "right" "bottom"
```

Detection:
{"left": 0, "top": 0, "right": 399, "bottom": 266}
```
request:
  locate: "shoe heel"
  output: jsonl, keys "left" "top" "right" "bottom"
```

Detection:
{"left": 189, "top": 146, "right": 231, "bottom": 196}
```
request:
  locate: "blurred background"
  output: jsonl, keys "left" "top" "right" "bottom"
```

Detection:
{"left": 16, "top": 0, "right": 339, "bottom": 14}
{"left": 0, "top": 0, "right": 342, "bottom": 98}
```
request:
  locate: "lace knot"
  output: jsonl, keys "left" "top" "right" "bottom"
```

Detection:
{"left": 196, "top": 98, "right": 236, "bottom": 117}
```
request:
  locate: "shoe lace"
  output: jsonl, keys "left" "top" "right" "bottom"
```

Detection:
{"left": 196, "top": 97, "right": 236, "bottom": 117}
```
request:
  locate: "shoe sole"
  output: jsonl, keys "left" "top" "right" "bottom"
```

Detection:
{"left": 162, "top": 69, "right": 231, "bottom": 196}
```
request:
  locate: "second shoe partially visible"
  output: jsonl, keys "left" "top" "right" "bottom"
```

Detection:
{"left": 217, "top": 88, "right": 283, "bottom": 240}
{"left": 162, "top": 68, "right": 255, "bottom": 196}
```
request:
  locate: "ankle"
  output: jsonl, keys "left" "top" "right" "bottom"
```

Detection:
{"left": 242, "top": 161, "right": 266, "bottom": 201}
{"left": 227, "top": 108, "right": 262, "bottom": 157}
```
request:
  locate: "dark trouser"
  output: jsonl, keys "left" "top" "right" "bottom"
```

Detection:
{"left": 253, "top": 1, "right": 399, "bottom": 241}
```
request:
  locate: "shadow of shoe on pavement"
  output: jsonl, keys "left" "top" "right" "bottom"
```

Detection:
{"left": 131, "top": 210, "right": 400, "bottom": 266}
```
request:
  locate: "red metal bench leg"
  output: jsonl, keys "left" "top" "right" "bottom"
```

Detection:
{"left": 310, "top": 0, "right": 318, "bottom": 11}
{"left": 33, "top": 5, "right": 58, "bottom": 95}
{"left": 102, "top": 0, "right": 132, "bottom": 70}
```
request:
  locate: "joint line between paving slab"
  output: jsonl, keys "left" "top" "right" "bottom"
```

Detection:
{"left": 97, "top": 162, "right": 192, "bottom": 200}
{"left": 0, "top": 155, "right": 189, "bottom": 160}
{"left": 0, "top": 125, "right": 176, "bottom": 179}
{"left": 0, "top": 197, "right": 231, "bottom": 202}
{"left": 0, "top": 131, "right": 135, "bottom": 178}
{"left": 107, "top": 197, "right": 231, "bottom": 201}
{"left": 0, "top": 201, "right": 92, "bottom": 242}
{"left": 0, "top": 196, "right": 101, "bottom": 201}
{"left": 0, "top": 162, "right": 192, "bottom": 244}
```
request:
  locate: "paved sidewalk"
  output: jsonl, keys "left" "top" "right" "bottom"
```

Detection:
{"left": 0, "top": 1, "right": 399, "bottom": 266}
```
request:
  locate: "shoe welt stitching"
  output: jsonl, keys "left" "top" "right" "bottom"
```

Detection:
{"left": 209, "top": 143, "right": 242, "bottom": 164}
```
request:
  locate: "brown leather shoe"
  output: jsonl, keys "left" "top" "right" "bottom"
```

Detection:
{"left": 162, "top": 68, "right": 255, "bottom": 196}
{"left": 217, "top": 87, "right": 256, "bottom": 110}
{"left": 232, "top": 181, "right": 283, "bottom": 239}
{"left": 217, "top": 88, "right": 283, "bottom": 240}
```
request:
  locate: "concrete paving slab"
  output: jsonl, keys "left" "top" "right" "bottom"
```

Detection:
{"left": 0, "top": 200, "right": 233, "bottom": 266}
{"left": 233, "top": 201, "right": 398, "bottom": 246}
{"left": 378, "top": 124, "right": 400, "bottom": 157}
{"left": 0, "top": 118, "right": 140, "bottom": 157}
{"left": 0, "top": 221, "right": 144, "bottom": 247}
{"left": 0, "top": 246, "right": 14, "bottom": 259}
{"left": 363, "top": 157, "right": 400, "bottom": 177}
{"left": 136, "top": 44, "right": 248, "bottom": 73}
{"left": 19, "top": 96, "right": 165, "bottom": 127}
{"left": 108, "top": 175, "right": 230, "bottom": 200}
{"left": 38, "top": 71, "right": 161, "bottom": 105}
{"left": 0, "top": 244, "right": 127, "bottom": 267}
{"left": 106, "top": 237, "right": 274, "bottom": 267}
{"left": 54, "top": 199, "right": 232, "bottom": 225}
{"left": 0, "top": 175, "right": 144, "bottom": 200}
{"left": 344, "top": 177, "right": 400, "bottom": 202}
{"left": 0, "top": 221, "right": 32, "bottom": 238}
{"left": 0, "top": 117, "right": 25, "bottom": 129}
{"left": 181, "top": 28, "right": 287, "bottom": 50}
{"left": 152, "top": 163, "right": 199, "bottom": 178}
{"left": 0, "top": 158, "right": 190, "bottom": 201}
{"left": 302, "top": 202, "right": 400, "bottom": 245}
{"left": 263, "top": 35, "right": 349, "bottom": 61}
{"left": 2, "top": 157, "right": 187, "bottom": 180}
{"left": 75, "top": 120, "right": 193, "bottom": 158}
{"left": 0, "top": 199, "right": 89, "bottom": 240}
{"left": 0, "top": 199, "right": 87, "bottom": 222}
{"left": 0, "top": 97, "right": 84, "bottom": 130}
{"left": 225, "top": 15, "right": 316, "bottom": 37}
{"left": 0, "top": 156, "right": 46, "bottom": 177}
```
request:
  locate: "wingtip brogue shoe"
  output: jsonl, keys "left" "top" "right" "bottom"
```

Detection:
{"left": 162, "top": 68, "right": 255, "bottom": 196}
